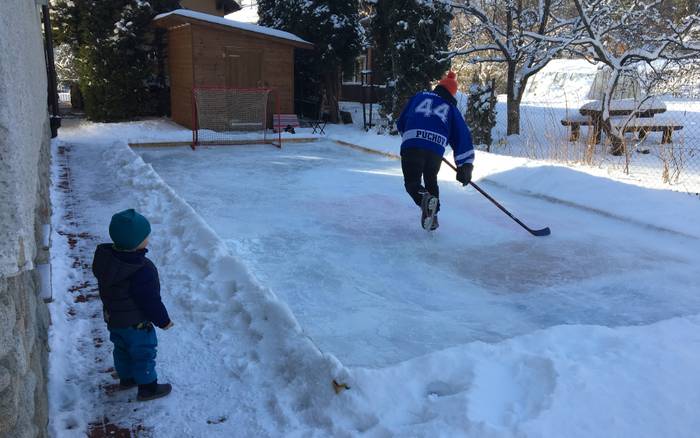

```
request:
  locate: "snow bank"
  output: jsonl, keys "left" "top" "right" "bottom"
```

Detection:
{"left": 98, "top": 140, "right": 360, "bottom": 434}
{"left": 58, "top": 118, "right": 320, "bottom": 145}
{"left": 352, "top": 315, "right": 700, "bottom": 437}
{"left": 58, "top": 119, "right": 193, "bottom": 144}
{"left": 481, "top": 163, "right": 700, "bottom": 238}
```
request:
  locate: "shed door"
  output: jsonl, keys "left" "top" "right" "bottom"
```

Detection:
{"left": 225, "top": 48, "right": 263, "bottom": 88}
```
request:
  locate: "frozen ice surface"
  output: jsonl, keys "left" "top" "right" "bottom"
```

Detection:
{"left": 137, "top": 140, "right": 700, "bottom": 367}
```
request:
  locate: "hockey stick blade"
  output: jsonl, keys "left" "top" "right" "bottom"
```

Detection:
{"left": 442, "top": 158, "right": 551, "bottom": 237}
{"left": 530, "top": 226, "right": 551, "bottom": 237}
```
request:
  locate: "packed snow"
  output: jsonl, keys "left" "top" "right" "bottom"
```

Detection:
{"left": 49, "top": 120, "right": 700, "bottom": 436}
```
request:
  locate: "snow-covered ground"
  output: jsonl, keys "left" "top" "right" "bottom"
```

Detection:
{"left": 491, "top": 97, "right": 700, "bottom": 194}
{"left": 492, "top": 98, "right": 700, "bottom": 167}
{"left": 48, "top": 119, "right": 700, "bottom": 436}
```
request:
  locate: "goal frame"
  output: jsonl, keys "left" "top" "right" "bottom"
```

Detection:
{"left": 191, "top": 86, "right": 282, "bottom": 150}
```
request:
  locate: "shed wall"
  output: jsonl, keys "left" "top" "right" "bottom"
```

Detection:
{"left": 168, "top": 24, "right": 195, "bottom": 128}
{"left": 191, "top": 25, "right": 295, "bottom": 113}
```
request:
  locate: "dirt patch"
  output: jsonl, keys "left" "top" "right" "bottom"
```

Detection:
{"left": 102, "top": 383, "right": 127, "bottom": 396}
{"left": 88, "top": 417, "right": 148, "bottom": 438}
{"left": 57, "top": 231, "right": 94, "bottom": 249}
{"left": 69, "top": 281, "right": 90, "bottom": 292}
{"left": 75, "top": 293, "right": 98, "bottom": 303}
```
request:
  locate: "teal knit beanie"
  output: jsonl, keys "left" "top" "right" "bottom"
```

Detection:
{"left": 109, "top": 209, "right": 151, "bottom": 250}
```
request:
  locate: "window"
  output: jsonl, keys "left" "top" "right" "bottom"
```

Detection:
{"left": 342, "top": 55, "right": 367, "bottom": 84}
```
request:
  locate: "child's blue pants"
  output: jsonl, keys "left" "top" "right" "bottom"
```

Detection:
{"left": 108, "top": 326, "right": 158, "bottom": 384}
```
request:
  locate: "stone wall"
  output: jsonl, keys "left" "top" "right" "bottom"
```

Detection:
{"left": 0, "top": 0, "right": 53, "bottom": 437}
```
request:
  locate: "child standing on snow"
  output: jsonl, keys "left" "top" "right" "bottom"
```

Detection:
{"left": 397, "top": 71, "right": 475, "bottom": 231}
{"left": 92, "top": 209, "right": 173, "bottom": 401}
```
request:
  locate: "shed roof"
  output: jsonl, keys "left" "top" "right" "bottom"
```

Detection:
{"left": 153, "top": 9, "right": 313, "bottom": 49}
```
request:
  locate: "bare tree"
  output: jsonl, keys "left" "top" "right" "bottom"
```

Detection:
{"left": 529, "top": 0, "right": 700, "bottom": 154}
{"left": 445, "top": 0, "right": 578, "bottom": 135}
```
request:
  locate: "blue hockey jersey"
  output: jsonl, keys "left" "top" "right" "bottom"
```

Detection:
{"left": 396, "top": 91, "right": 474, "bottom": 166}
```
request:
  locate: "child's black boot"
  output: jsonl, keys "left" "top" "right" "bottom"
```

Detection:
{"left": 137, "top": 380, "right": 172, "bottom": 401}
{"left": 119, "top": 378, "right": 137, "bottom": 390}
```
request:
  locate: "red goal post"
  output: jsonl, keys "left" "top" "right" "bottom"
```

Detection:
{"left": 191, "top": 87, "right": 282, "bottom": 149}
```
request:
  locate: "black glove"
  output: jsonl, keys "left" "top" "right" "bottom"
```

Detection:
{"left": 456, "top": 163, "right": 473, "bottom": 186}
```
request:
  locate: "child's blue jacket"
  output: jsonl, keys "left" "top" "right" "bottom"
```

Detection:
{"left": 92, "top": 244, "right": 170, "bottom": 329}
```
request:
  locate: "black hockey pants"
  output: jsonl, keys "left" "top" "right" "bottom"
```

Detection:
{"left": 401, "top": 148, "right": 442, "bottom": 212}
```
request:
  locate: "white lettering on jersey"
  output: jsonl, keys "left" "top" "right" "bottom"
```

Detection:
{"left": 402, "top": 129, "right": 447, "bottom": 147}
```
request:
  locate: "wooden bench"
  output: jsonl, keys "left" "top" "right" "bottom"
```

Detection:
{"left": 273, "top": 114, "right": 300, "bottom": 133}
{"left": 561, "top": 114, "right": 592, "bottom": 141}
{"left": 612, "top": 117, "right": 683, "bottom": 144}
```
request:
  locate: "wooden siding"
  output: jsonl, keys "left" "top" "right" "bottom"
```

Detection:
{"left": 168, "top": 24, "right": 195, "bottom": 128}
{"left": 190, "top": 25, "right": 295, "bottom": 113}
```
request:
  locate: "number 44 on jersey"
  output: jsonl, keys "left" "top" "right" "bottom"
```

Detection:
{"left": 415, "top": 98, "right": 450, "bottom": 123}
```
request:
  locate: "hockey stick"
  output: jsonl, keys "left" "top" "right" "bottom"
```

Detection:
{"left": 442, "top": 158, "right": 551, "bottom": 237}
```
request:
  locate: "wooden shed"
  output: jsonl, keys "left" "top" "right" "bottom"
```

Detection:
{"left": 153, "top": 9, "right": 313, "bottom": 129}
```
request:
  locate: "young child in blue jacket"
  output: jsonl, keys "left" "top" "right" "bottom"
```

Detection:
{"left": 92, "top": 209, "right": 173, "bottom": 401}
{"left": 397, "top": 71, "right": 475, "bottom": 230}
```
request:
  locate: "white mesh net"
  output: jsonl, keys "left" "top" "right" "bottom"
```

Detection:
{"left": 192, "top": 88, "right": 279, "bottom": 147}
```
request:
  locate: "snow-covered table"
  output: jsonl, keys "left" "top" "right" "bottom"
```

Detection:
{"left": 579, "top": 98, "right": 667, "bottom": 118}
{"left": 578, "top": 98, "right": 670, "bottom": 148}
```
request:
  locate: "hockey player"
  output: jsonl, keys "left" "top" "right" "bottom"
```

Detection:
{"left": 397, "top": 71, "right": 474, "bottom": 231}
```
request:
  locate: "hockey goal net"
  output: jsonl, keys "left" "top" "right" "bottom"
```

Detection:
{"left": 192, "top": 87, "right": 281, "bottom": 149}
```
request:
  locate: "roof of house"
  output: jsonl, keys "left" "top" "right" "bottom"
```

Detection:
{"left": 153, "top": 9, "right": 312, "bottom": 49}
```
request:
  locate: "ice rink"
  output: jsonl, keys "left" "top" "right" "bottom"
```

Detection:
{"left": 137, "top": 141, "right": 700, "bottom": 367}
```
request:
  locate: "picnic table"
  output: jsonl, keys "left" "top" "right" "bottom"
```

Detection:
{"left": 579, "top": 97, "right": 667, "bottom": 118}
{"left": 561, "top": 98, "right": 682, "bottom": 147}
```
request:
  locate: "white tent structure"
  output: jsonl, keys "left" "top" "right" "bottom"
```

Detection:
{"left": 523, "top": 59, "right": 641, "bottom": 105}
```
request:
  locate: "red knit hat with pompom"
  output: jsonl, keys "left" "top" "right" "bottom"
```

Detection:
{"left": 438, "top": 71, "right": 459, "bottom": 96}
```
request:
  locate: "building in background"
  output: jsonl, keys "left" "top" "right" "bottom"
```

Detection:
{"left": 153, "top": 9, "right": 312, "bottom": 129}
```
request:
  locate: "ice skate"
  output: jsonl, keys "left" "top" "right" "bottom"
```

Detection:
{"left": 429, "top": 214, "right": 439, "bottom": 231}
{"left": 420, "top": 192, "right": 439, "bottom": 231}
